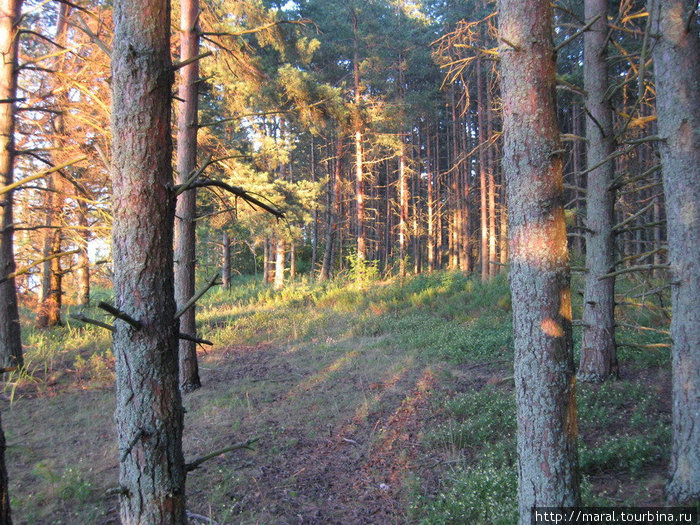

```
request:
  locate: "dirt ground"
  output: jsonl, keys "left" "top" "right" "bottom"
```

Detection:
{"left": 4, "top": 338, "right": 671, "bottom": 524}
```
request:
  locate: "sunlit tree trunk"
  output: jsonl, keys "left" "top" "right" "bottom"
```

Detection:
{"left": 398, "top": 142, "right": 408, "bottom": 277}
{"left": 174, "top": 0, "right": 201, "bottom": 393}
{"left": 352, "top": 10, "right": 366, "bottom": 261}
{"left": 427, "top": 123, "right": 435, "bottom": 272}
{"left": 649, "top": 0, "right": 700, "bottom": 504}
{"left": 37, "top": 3, "right": 70, "bottom": 328}
{"left": 75, "top": 197, "right": 90, "bottom": 306}
{"left": 578, "top": 0, "right": 618, "bottom": 382}
{"left": 222, "top": 231, "right": 231, "bottom": 290}
{"left": 477, "top": 58, "right": 489, "bottom": 282}
{"left": 111, "top": 0, "right": 186, "bottom": 521}
{"left": 0, "top": 0, "right": 23, "bottom": 370}
{"left": 498, "top": 0, "right": 581, "bottom": 520}
{"left": 37, "top": 223, "right": 63, "bottom": 327}
{"left": 274, "top": 237, "right": 285, "bottom": 289}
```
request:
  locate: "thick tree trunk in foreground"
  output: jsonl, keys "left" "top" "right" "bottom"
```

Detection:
{"left": 579, "top": 0, "right": 618, "bottom": 382}
{"left": 498, "top": 1, "right": 580, "bottom": 521}
{"left": 175, "top": 0, "right": 201, "bottom": 393}
{"left": 0, "top": 0, "right": 23, "bottom": 370}
{"left": 0, "top": 411, "right": 9, "bottom": 525}
{"left": 111, "top": 0, "right": 186, "bottom": 522}
{"left": 649, "top": 0, "right": 700, "bottom": 504}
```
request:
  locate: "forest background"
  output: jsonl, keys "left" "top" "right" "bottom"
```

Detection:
{"left": 0, "top": 0, "right": 697, "bottom": 523}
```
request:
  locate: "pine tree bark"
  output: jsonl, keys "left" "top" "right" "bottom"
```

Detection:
{"left": 648, "top": 0, "right": 700, "bottom": 504}
{"left": 498, "top": 0, "right": 581, "bottom": 520}
{"left": 0, "top": 0, "right": 23, "bottom": 370}
{"left": 111, "top": 0, "right": 186, "bottom": 522}
{"left": 174, "top": 0, "right": 201, "bottom": 393}
{"left": 578, "top": 0, "right": 618, "bottom": 383}
{"left": 0, "top": 411, "right": 10, "bottom": 525}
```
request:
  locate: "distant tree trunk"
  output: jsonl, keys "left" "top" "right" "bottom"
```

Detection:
{"left": 175, "top": 0, "right": 201, "bottom": 393}
{"left": 398, "top": 142, "right": 408, "bottom": 277}
{"left": 0, "top": 0, "right": 23, "bottom": 370}
{"left": 0, "top": 411, "right": 10, "bottom": 525}
{"left": 485, "top": 71, "right": 497, "bottom": 279}
{"left": 352, "top": 11, "right": 366, "bottom": 261}
{"left": 498, "top": 0, "right": 581, "bottom": 521}
{"left": 477, "top": 58, "right": 489, "bottom": 282}
{"left": 289, "top": 241, "right": 296, "bottom": 280}
{"left": 427, "top": 123, "right": 436, "bottom": 272}
{"left": 320, "top": 135, "right": 342, "bottom": 281}
{"left": 222, "top": 231, "right": 231, "bottom": 290}
{"left": 37, "top": 3, "right": 69, "bottom": 328}
{"left": 75, "top": 198, "right": 90, "bottom": 306}
{"left": 310, "top": 136, "right": 318, "bottom": 273}
{"left": 578, "top": 0, "right": 618, "bottom": 383}
{"left": 649, "top": 0, "right": 700, "bottom": 504}
{"left": 274, "top": 238, "right": 285, "bottom": 289}
{"left": 37, "top": 225, "right": 63, "bottom": 327}
{"left": 111, "top": 0, "right": 186, "bottom": 522}
{"left": 458, "top": 98, "right": 471, "bottom": 273}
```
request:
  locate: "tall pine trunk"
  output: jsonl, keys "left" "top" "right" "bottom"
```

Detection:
{"left": 649, "top": 0, "right": 700, "bottom": 504}
{"left": 111, "top": 0, "right": 186, "bottom": 522}
{"left": 0, "top": 0, "right": 23, "bottom": 370}
{"left": 477, "top": 58, "right": 489, "bottom": 282}
{"left": 578, "top": 0, "right": 618, "bottom": 382}
{"left": 498, "top": 1, "right": 580, "bottom": 520}
{"left": 174, "top": 0, "right": 201, "bottom": 393}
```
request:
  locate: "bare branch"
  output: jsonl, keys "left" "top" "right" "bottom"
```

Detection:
{"left": 174, "top": 272, "right": 219, "bottom": 320}
{"left": 0, "top": 249, "right": 79, "bottom": 285}
{"left": 98, "top": 302, "right": 142, "bottom": 330}
{"left": 185, "top": 438, "right": 260, "bottom": 472}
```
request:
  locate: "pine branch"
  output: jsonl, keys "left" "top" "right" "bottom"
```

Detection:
{"left": 98, "top": 302, "right": 142, "bottom": 330}
{"left": 174, "top": 272, "right": 220, "bottom": 320}
{"left": 0, "top": 155, "right": 87, "bottom": 196}
{"left": 172, "top": 51, "right": 213, "bottom": 71}
{"left": 598, "top": 264, "right": 670, "bottom": 280}
{"left": 612, "top": 202, "right": 655, "bottom": 232}
{"left": 554, "top": 13, "right": 601, "bottom": 52}
{"left": 185, "top": 180, "right": 284, "bottom": 218}
{"left": 0, "top": 249, "right": 79, "bottom": 285}
{"left": 185, "top": 438, "right": 260, "bottom": 472}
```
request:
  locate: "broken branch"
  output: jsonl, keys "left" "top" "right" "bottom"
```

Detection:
{"left": 185, "top": 438, "right": 260, "bottom": 472}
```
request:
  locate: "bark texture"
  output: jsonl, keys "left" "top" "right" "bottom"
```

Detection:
{"left": 111, "top": 0, "right": 186, "bottom": 522}
{"left": 174, "top": 0, "right": 201, "bottom": 393}
{"left": 0, "top": 411, "right": 9, "bottom": 525}
{"left": 0, "top": 0, "right": 23, "bottom": 370}
{"left": 498, "top": 1, "right": 581, "bottom": 521}
{"left": 649, "top": 0, "right": 700, "bottom": 504}
{"left": 579, "top": 0, "right": 618, "bottom": 382}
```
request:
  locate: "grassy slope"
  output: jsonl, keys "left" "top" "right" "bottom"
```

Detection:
{"left": 3, "top": 272, "right": 671, "bottom": 524}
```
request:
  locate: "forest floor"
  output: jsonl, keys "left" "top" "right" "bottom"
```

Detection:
{"left": 3, "top": 272, "right": 672, "bottom": 524}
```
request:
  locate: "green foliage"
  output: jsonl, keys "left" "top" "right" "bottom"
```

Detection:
{"left": 346, "top": 251, "right": 379, "bottom": 283}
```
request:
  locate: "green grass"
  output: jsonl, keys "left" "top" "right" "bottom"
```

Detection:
{"left": 5, "top": 270, "right": 673, "bottom": 523}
